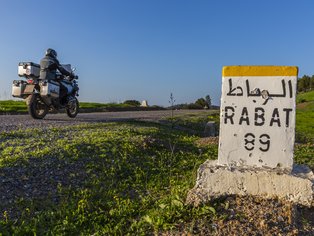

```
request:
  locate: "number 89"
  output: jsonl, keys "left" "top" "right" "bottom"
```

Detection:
{"left": 244, "top": 133, "right": 270, "bottom": 152}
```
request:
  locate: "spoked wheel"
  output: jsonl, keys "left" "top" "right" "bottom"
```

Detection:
{"left": 66, "top": 97, "right": 79, "bottom": 118}
{"left": 28, "top": 94, "right": 48, "bottom": 119}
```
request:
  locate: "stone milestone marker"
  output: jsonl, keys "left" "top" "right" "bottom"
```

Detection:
{"left": 218, "top": 66, "right": 298, "bottom": 169}
{"left": 186, "top": 65, "right": 314, "bottom": 207}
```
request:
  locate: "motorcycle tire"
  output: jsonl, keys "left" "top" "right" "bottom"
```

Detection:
{"left": 28, "top": 94, "right": 48, "bottom": 119}
{"left": 66, "top": 97, "right": 79, "bottom": 118}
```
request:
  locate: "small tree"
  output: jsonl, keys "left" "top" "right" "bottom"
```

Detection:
{"left": 169, "top": 93, "right": 176, "bottom": 128}
{"left": 205, "top": 95, "right": 212, "bottom": 109}
{"left": 297, "top": 75, "right": 314, "bottom": 92}
{"left": 195, "top": 98, "right": 207, "bottom": 108}
{"left": 304, "top": 75, "right": 311, "bottom": 91}
{"left": 297, "top": 78, "right": 305, "bottom": 92}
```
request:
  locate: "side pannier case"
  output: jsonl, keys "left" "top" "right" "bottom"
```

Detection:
{"left": 12, "top": 80, "right": 27, "bottom": 97}
{"left": 18, "top": 62, "right": 40, "bottom": 78}
{"left": 40, "top": 80, "right": 60, "bottom": 98}
{"left": 12, "top": 80, "right": 35, "bottom": 98}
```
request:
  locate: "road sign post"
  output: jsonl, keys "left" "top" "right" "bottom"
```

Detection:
{"left": 218, "top": 66, "right": 298, "bottom": 169}
{"left": 187, "top": 65, "right": 313, "bottom": 207}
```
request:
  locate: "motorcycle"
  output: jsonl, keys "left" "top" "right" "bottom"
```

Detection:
{"left": 12, "top": 62, "right": 79, "bottom": 119}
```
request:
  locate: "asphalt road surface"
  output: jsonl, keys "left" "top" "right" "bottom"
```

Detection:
{"left": 0, "top": 110, "right": 208, "bottom": 132}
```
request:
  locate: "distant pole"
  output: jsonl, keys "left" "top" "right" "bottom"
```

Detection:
{"left": 169, "top": 93, "right": 176, "bottom": 127}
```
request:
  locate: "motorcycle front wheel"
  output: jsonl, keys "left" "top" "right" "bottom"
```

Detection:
{"left": 28, "top": 94, "right": 48, "bottom": 119}
{"left": 66, "top": 97, "right": 79, "bottom": 118}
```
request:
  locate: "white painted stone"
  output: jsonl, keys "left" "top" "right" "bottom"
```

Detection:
{"left": 218, "top": 66, "right": 298, "bottom": 170}
{"left": 186, "top": 160, "right": 314, "bottom": 207}
{"left": 187, "top": 66, "right": 313, "bottom": 208}
{"left": 141, "top": 100, "right": 148, "bottom": 107}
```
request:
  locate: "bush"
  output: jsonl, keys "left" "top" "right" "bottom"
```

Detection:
{"left": 123, "top": 100, "right": 141, "bottom": 107}
{"left": 187, "top": 103, "right": 203, "bottom": 109}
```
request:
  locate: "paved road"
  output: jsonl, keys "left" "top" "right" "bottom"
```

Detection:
{"left": 0, "top": 110, "right": 209, "bottom": 132}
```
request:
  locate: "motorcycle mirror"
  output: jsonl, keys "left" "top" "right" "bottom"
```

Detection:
{"left": 72, "top": 67, "right": 76, "bottom": 72}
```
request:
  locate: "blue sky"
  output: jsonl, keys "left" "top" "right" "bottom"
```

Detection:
{"left": 0, "top": 0, "right": 313, "bottom": 106}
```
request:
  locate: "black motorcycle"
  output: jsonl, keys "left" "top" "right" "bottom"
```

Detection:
{"left": 12, "top": 62, "right": 79, "bottom": 119}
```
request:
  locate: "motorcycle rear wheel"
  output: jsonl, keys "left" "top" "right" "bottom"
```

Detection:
{"left": 66, "top": 97, "right": 79, "bottom": 118}
{"left": 28, "top": 94, "right": 48, "bottom": 119}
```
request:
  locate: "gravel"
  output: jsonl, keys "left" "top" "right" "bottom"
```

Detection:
{"left": 0, "top": 156, "right": 91, "bottom": 220}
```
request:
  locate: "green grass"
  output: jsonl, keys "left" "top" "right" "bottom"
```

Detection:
{"left": 166, "top": 110, "right": 220, "bottom": 135}
{"left": 0, "top": 100, "right": 27, "bottom": 112}
{"left": 0, "top": 100, "right": 135, "bottom": 113}
{"left": 79, "top": 102, "right": 132, "bottom": 110}
{"left": 0, "top": 91, "right": 312, "bottom": 234}
{"left": 296, "top": 91, "right": 314, "bottom": 143}
{"left": 0, "top": 120, "right": 311, "bottom": 235}
{"left": 0, "top": 121, "right": 219, "bottom": 235}
{"left": 296, "top": 90, "right": 314, "bottom": 103}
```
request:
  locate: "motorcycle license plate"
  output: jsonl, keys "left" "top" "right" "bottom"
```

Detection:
{"left": 24, "top": 84, "right": 35, "bottom": 94}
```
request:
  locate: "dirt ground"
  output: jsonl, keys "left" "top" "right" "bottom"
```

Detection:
{"left": 166, "top": 195, "right": 314, "bottom": 235}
